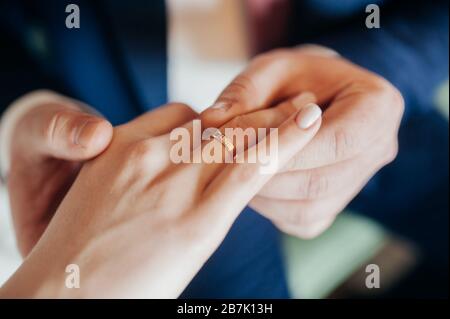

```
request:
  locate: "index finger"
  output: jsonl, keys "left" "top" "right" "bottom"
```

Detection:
{"left": 281, "top": 81, "right": 404, "bottom": 171}
{"left": 199, "top": 50, "right": 352, "bottom": 128}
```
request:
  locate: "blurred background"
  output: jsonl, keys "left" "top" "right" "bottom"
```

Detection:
{"left": 0, "top": 0, "right": 448, "bottom": 298}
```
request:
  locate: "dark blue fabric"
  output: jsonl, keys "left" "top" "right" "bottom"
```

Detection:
{"left": 298, "top": 0, "right": 449, "bottom": 119}
{"left": 181, "top": 208, "right": 290, "bottom": 298}
{"left": 0, "top": 0, "right": 448, "bottom": 298}
{"left": 0, "top": 0, "right": 288, "bottom": 298}
{"left": 34, "top": 0, "right": 144, "bottom": 124}
{"left": 102, "top": 1, "right": 167, "bottom": 112}
{"left": 289, "top": 1, "right": 449, "bottom": 281}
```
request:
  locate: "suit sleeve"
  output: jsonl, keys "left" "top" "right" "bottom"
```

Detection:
{"left": 306, "top": 0, "right": 449, "bottom": 118}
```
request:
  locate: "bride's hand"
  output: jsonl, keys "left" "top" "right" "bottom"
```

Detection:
{"left": 1, "top": 95, "right": 321, "bottom": 298}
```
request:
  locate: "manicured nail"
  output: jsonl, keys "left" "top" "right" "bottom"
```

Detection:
{"left": 292, "top": 92, "right": 316, "bottom": 109}
{"left": 74, "top": 119, "right": 101, "bottom": 147}
{"left": 296, "top": 103, "right": 322, "bottom": 129}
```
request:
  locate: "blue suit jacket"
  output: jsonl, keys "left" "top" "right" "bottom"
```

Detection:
{"left": 0, "top": 0, "right": 448, "bottom": 297}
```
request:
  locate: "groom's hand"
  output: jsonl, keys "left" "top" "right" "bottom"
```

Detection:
{"left": 202, "top": 46, "right": 404, "bottom": 238}
{"left": 4, "top": 91, "right": 113, "bottom": 256}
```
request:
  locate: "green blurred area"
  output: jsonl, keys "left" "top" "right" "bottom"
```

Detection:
{"left": 283, "top": 80, "right": 449, "bottom": 299}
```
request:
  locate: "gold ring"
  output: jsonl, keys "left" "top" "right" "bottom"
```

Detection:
{"left": 210, "top": 129, "right": 235, "bottom": 153}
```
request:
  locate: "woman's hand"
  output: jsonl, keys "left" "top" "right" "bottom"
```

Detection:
{"left": 1, "top": 94, "right": 321, "bottom": 298}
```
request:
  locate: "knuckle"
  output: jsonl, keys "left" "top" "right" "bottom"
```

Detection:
{"left": 253, "top": 48, "right": 290, "bottom": 63}
{"left": 283, "top": 152, "right": 305, "bottom": 172}
{"left": 252, "top": 51, "right": 274, "bottom": 65}
{"left": 290, "top": 153, "right": 304, "bottom": 171}
{"left": 284, "top": 207, "right": 311, "bottom": 228}
{"left": 235, "top": 163, "right": 260, "bottom": 184}
{"left": 331, "top": 127, "right": 353, "bottom": 162}
{"left": 227, "top": 116, "right": 241, "bottom": 128}
{"left": 283, "top": 210, "right": 302, "bottom": 226}
{"left": 388, "top": 86, "right": 405, "bottom": 113}
{"left": 295, "top": 224, "right": 328, "bottom": 239}
{"left": 367, "top": 74, "right": 393, "bottom": 92}
{"left": 219, "top": 50, "right": 293, "bottom": 110}
{"left": 369, "top": 77, "right": 405, "bottom": 117}
{"left": 301, "top": 171, "right": 328, "bottom": 200}
{"left": 382, "top": 141, "right": 399, "bottom": 165}
{"left": 218, "top": 75, "right": 258, "bottom": 110}
{"left": 229, "top": 114, "right": 251, "bottom": 129}
{"left": 277, "top": 217, "right": 326, "bottom": 239}
{"left": 45, "top": 109, "right": 70, "bottom": 145}
{"left": 127, "top": 139, "right": 155, "bottom": 166}
{"left": 259, "top": 52, "right": 292, "bottom": 73}
{"left": 286, "top": 215, "right": 333, "bottom": 239}
{"left": 283, "top": 157, "right": 297, "bottom": 171}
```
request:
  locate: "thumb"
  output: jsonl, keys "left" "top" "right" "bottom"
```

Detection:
{"left": 200, "top": 51, "right": 295, "bottom": 128}
{"left": 18, "top": 102, "right": 113, "bottom": 161}
{"left": 202, "top": 102, "right": 323, "bottom": 219}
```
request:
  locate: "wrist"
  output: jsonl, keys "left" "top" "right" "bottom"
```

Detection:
{"left": 0, "top": 254, "right": 59, "bottom": 298}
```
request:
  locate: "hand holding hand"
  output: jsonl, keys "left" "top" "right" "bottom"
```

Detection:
{"left": 4, "top": 91, "right": 113, "bottom": 256}
{"left": 1, "top": 95, "right": 321, "bottom": 298}
{"left": 202, "top": 46, "right": 404, "bottom": 238}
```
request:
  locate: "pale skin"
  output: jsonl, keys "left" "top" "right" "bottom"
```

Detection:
{"left": 1, "top": 45, "right": 403, "bottom": 297}
{"left": 1, "top": 96, "right": 322, "bottom": 298}
{"left": 8, "top": 100, "right": 113, "bottom": 257}
{"left": 7, "top": 47, "right": 404, "bottom": 258}
{"left": 202, "top": 46, "right": 404, "bottom": 238}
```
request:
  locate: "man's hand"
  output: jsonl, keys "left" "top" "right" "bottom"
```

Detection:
{"left": 4, "top": 91, "right": 113, "bottom": 256}
{"left": 201, "top": 46, "right": 404, "bottom": 238}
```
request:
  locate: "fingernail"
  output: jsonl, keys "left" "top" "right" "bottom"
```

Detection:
{"left": 292, "top": 92, "right": 316, "bottom": 109}
{"left": 209, "top": 101, "right": 230, "bottom": 110}
{"left": 74, "top": 119, "right": 102, "bottom": 147}
{"left": 296, "top": 103, "right": 322, "bottom": 129}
